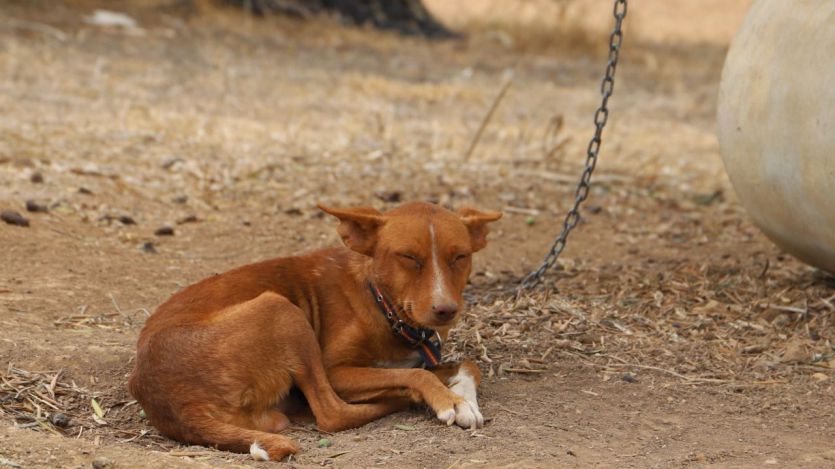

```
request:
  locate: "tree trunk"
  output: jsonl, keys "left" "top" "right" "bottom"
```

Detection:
{"left": 224, "top": 0, "right": 457, "bottom": 38}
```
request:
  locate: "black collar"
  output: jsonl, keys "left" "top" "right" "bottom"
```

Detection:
{"left": 368, "top": 282, "right": 442, "bottom": 368}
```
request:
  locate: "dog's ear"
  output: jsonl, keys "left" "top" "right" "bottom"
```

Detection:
{"left": 458, "top": 207, "right": 503, "bottom": 252}
{"left": 318, "top": 204, "right": 384, "bottom": 256}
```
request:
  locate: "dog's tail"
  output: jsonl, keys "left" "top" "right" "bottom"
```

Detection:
{"left": 179, "top": 412, "right": 300, "bottom": 461}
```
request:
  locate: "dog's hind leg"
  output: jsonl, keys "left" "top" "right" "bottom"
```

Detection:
{"left": 212, "top": 291, "right": 402, "bottom": 432}
{"left": 251, "top": 408, "right": 291, "bottom": 433}
{"left": 179, "top": 407, "right": 299, "bottom": 461}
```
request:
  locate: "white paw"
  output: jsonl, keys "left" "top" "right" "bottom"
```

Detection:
{"left": 453, "top": 399, "right": 483, "bottom": 429}
{"left": 436, "top": 408, "right": 456, "bottom": 426}
{"left": 250, "top": 441, "right": 269, "bottom": 461}
{"left": 448, "top": 368, "right": 484, "bottom": 429}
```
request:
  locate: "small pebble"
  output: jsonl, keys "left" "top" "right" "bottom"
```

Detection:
{"left": 49, "top": 412, "right": 71, "bottom": 428}
{"left": 91, "top": 456, "right": 113, "bottom": 469}
{"left": 176, "top": 214, "right": 198, "bottom": 224}
{"left": 1, "top": 210, "right": 29, "bottom": 227}
{"left": 161, "top": 156, "right": 183, "bottom": 169}
{"left": 0, "top": 458, "right": 22, "bottom": 469}
{"left": 25, "top": 200, "right": 48, "bottom": 213}
{"left": 374, "top": 190, "right": 402, "bottom": 203}
{"left": 78, "top": 187, "right": 94, "bottom": 195}
{"left": 154, "top": 226, "right": 174, "bottom": 236}
{"left": 118, "top": 215, "right": 136, "bottom": 225}
{"left": 621, "top": 372, "right": 637, "bottom": 383}
{"left": 141, "top": 242, "right": 157, "bottom": 254}
{"left": 30, "top": 172, "right": 44, "bottom": 183}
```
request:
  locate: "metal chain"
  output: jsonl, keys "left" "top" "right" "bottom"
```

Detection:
{"left": 521, "top": 0, "right": 628, "bottom": 289}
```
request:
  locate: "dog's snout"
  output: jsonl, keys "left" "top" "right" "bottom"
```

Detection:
{"left": 432, "top": 303, "right": 458, "bottom": 322}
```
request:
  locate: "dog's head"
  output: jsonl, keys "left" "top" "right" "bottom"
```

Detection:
{"left": 319, "top": 202, "right": 502, "bottom": 329}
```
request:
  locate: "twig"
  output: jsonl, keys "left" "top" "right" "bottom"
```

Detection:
{"left": 493, "top": 403, "right": 523, "bottom": 416}
{"left": 445, "top": 458, "right": 463, "bottom": 469}
{"left": 605, "top": 362, "right": 729, "bottom": 383}
{"left": 819, "top": 294, "right": 835, "bottom": 311}
{"left": 464, "top": 73, "right": 513, "bottom": 162}
{"left": 47, "top": 228, "right": 85, "bottom": 241}
{"left": 503, "top": 206, "right": 540, "bottom": 216}
{"left": 47, "top": 369, "right": 62, "bottom": 400}
{"left": 503, "top": 367, "right": 546, "bottom": 374}
{"left": 2, "top": 18, "right": 68, "bottom": 42}
{"left": 109, "top": 293, "right": 123, "bottom": 314}
{"left": 289, "top": 426, "right": 334, "bottom": 436}
{"left": 512, "top": 169, "right": 627, "bottom": 184}
{"left": 726, "top": 380, "right": 786, "bottom": 386}
{"left": 167, "top": 450, "right": 218, "bottom": 457}
{"left": 119, "top": 430, "right": 148, "bottom": 443}
{"left": 35, "top": 419, "right": 64, "bottom": 436}
{"left": 769, "top": 305, "right": 807, "bottom": 314}
{"left": 28, "top": 391, "right": 61, "bottom": 410}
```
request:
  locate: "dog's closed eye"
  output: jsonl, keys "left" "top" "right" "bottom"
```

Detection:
{"left": 451, "top": 253, "right": 469, "bottom": 267}
{"left": 397, "top": 253, "right": 423, "bottom": 270}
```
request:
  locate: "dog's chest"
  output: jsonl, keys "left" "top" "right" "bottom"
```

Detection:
{"left": 374, "top": 351, "right": 422, "bottom": 369}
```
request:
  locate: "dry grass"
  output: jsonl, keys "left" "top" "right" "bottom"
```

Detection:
{"left": 0, "top": 366, "right": 90, "bottom": 436}
{"left": 450, "top": 270, "right": 835, "bottom": 387}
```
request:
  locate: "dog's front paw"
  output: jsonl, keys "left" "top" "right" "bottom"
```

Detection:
{"left": 434, "top": 399, "right": 483, "bottom": 429}
{"left": 436, "top": 407, "right": 456, "bottom": 426}
{"left": 448, "top": 367, "right": 484, "bottom": 429}
{"left": 453, "top": 399, "right": 483, "bottom": 429}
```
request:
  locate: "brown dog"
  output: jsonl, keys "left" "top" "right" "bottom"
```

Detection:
{"left": 128, "top": 202, "right": 502, "bottom": 460}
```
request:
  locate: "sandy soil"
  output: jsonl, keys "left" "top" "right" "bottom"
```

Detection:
{"left": 1, "top": 1, "right": 833, "bottom": 468}
{"left": 427, "top": 0, "right": 753, "bottom": 45}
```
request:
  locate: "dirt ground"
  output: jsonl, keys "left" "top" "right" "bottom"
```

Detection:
{"left": 1, "top": 1, "right": 834, "bottom": 468}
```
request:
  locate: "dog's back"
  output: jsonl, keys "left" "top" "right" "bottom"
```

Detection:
{"left": 127, "top": 202, "right": 501, "bottom": 461}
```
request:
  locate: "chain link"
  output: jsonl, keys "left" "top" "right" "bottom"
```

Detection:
{"left": 520, "top": 0, "right": 628, "bottom": 289}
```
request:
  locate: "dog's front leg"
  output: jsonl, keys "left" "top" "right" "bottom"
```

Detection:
{"left": 328, "top": 367, "right": 480, "bottom": 425}
{"left": 328, "top": 365, "right": 483, "bottom": 429}
{"left": 427, "top": 359, "right": 483, "bottom": 429}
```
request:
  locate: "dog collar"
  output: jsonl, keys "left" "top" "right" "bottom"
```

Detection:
{"left": 368, "top": 282, "right": 442, "bottom": 369}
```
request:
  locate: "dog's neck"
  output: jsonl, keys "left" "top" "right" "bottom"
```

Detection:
{"left": 367, "top": 281, "right": 443, "bottom": 368}
{"left": 333, "top": 248, "right": 456, "bottom": 341}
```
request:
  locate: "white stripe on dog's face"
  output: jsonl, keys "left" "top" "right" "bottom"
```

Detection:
{"left": 429, "top": 223, "right": 451, "bottom": 307}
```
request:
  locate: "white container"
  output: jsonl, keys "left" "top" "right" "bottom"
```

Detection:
{"left": 717, "top": 0, "right": 835, "bottom": 274}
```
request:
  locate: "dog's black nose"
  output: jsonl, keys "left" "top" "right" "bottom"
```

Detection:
{"left": 432, "top": 303, "right": 458, "bottom": 322}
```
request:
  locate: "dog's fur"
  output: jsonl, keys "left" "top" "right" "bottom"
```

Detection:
{"left": 128, "top": 202, "right": 502, "bottom": 460}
